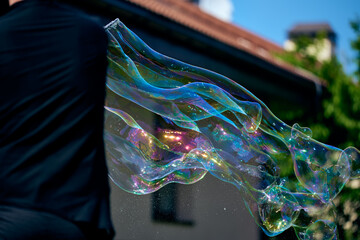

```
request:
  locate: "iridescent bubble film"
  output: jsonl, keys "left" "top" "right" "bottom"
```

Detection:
{"left": 104, "top": 19, "right": 360, "bottom": 239}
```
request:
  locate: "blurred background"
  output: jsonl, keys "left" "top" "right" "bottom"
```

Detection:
{"left": 61, "top": 0, "right": 360, "bottom": 239}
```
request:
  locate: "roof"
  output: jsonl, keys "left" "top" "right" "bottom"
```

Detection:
{"left": 289, "top": 23, "right": 335, "bottom": 35}
{"left": 125, "top": 0, "right": 324, "bottom": 86}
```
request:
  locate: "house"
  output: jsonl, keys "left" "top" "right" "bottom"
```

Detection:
{"left": 64, "top": 0, "right": 325, "bottom": 239}
{"left": 284, "top": 23, "right": 337, "bottom": 62}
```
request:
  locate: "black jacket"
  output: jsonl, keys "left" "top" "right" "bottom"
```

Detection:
{"left": 0, "top": 0, "right": 113, "bottom": 235}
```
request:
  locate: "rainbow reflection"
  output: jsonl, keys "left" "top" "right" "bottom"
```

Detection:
{"left": 104, "top": 19, "right": 360, "bottom": 239}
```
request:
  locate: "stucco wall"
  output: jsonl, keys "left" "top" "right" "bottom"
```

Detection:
{"left": 110, "top": 174, "right": 260, "bottom": 240}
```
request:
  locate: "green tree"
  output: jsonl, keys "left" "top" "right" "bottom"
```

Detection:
{"left": 350, "top": 17, "right": 360, "bottom": 81}
{"left": 273, "top": 20, "right": 360, "bottom": 240}
{"left": 276, "top": 28, "right": 360, "bottom": 148}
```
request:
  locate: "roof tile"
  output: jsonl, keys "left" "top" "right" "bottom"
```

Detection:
{"left": 126, "top": 0, "right": 324, "bottom": 85}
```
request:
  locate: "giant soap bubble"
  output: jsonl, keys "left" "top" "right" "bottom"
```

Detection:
{"left": 104, "top": 19, "right": 360, "bottom": 239}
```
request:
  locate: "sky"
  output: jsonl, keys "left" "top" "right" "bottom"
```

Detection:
{"left": 201, "top": 0, "right": 360, "bottom": 75}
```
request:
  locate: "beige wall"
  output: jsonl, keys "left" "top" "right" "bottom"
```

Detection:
{"left": 110, "top": 174, "right": 260, "bottom": 240}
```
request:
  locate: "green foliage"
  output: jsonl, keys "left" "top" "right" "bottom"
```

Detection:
{"left": 276, "top": 27, "right": 360, "bottom": 148}
{"left": 350, "top": 17, "right": 360, "bottom": 80}
{"left": 277, "top": 31, "right": 327, "bottom": 77}
{"left": 321, "top": 57, "right": 360, "bottom": 147}
{"left": 273, "top": 20, "right": 360, "bottom": 240}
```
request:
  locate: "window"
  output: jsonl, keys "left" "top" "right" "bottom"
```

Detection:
{"left": 152, "top": 183, "right": 194, "bottom": 225}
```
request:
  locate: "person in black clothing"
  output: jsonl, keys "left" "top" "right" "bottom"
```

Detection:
{"left": 0, "top": 0, "right": 9, "bottom": 15}
{"left": 0, "top": 0, "right": 114, "bottom": 239}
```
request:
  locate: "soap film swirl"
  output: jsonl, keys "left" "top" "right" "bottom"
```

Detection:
{"left": 104, "top": 19, "right": 360, "bottom": 240}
